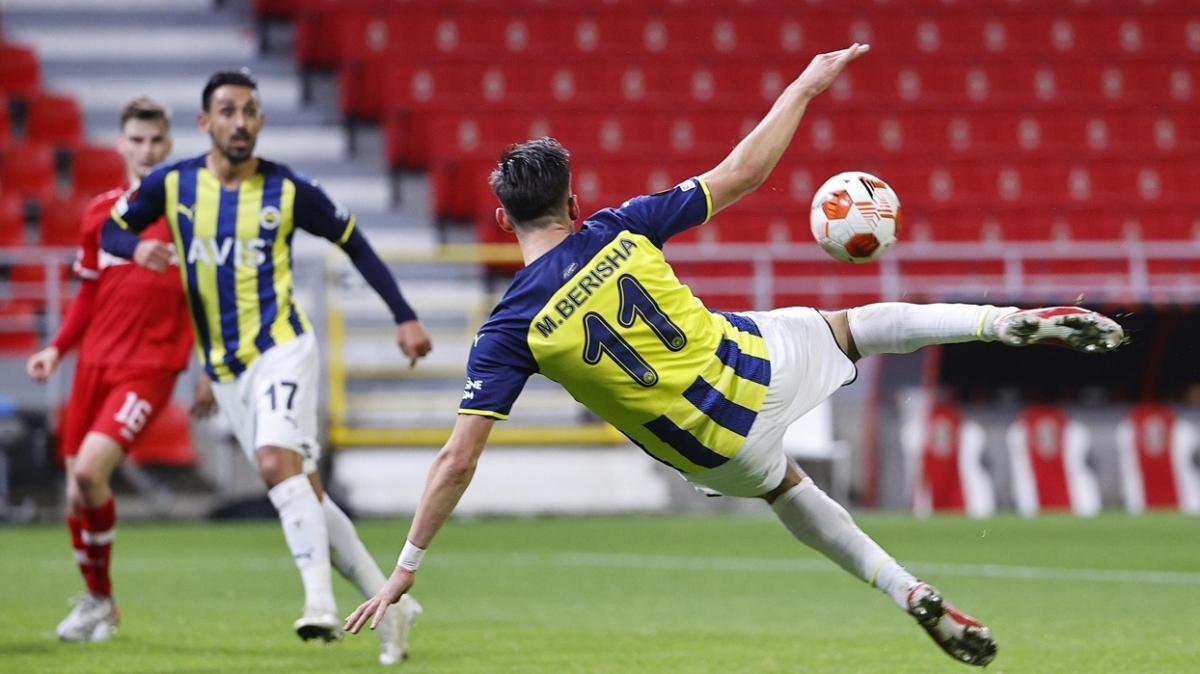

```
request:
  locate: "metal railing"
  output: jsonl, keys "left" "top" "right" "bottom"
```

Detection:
{"left": 323, "top": 239, "right": 1200, "bottom": 448}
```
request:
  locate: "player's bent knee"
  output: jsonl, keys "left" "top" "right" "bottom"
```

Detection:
{"left": 821, "top": 310, "right": 860, "bottom": 362}
{"left": 71, "top": 464, "right": 105, "bottom": 498}
{"left": 72, "top": 434, "right": 124, "bottom": 498}
{"left": 256, "top": 446, "right": 305, "bottom": 487}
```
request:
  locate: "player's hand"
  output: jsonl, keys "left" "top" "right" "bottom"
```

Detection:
{"left": 344, "top": 567, "right": 415, "bottom": 635}
{"left": 396, "top": 319, "right": 433, "bottom": 368}
{"left": 25, "top": 346, "right": 61, "bottom": 382}
{"left": 191, "top": 375, "right": 218, "bottom": 418}
{"left": 133, "top": 240, "right": 172, "bottom": 272}
{"left": 793, "top": 43, "right": 870, "bottom": 99}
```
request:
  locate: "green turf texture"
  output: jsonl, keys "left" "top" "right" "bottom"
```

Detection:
{"left": 1, "top": 512, "right": 1196, "bottom": 673}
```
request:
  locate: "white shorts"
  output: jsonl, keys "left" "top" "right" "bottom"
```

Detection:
{"left": 686, "top": 307, "right": 857, "bottom": 497}
{"left": 211, "top": 332, "right": 322, "bottom": 474}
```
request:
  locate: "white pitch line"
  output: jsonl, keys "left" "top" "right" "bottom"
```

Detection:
{"left": 4, "top": 551, "right": 1198, "bottom": 586}
{"left": 436, "top": 552, "right": 1200, "bottom": 587}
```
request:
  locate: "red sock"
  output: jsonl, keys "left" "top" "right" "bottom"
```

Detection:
{"left": 79, "top": 498, "right": 116, "bottom": 597}
{"left": 67, "top": 513, "right": 95, "bottom": 591}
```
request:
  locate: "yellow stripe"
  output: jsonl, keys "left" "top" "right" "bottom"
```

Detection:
{"left": 194, "top": 170, "right": 230, "bottom": 380}
{"left": 337, "top": 215, "right": 357, "bottom": 245}
{"left": 269, "top": 179, "right": 299, "bottom": 346}
{"left": 459, "top": 409, "right": 508, "bottom": 421}
{"left": 697, "top": 177, "right": 713, "bottom": 224}
{"left": 163, "top": 171, "right": 204, "bottom": 364}
{"left": 975, "top": 306, "right": 994, "bottom": 339}
{"left": 233, "top": 174, "right": 264, "bottom": 367}
{"left": 111, "top": 209, "right": 131, "bottom": 230}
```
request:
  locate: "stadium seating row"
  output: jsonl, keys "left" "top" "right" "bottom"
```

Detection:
{"left": 259, "top": 0, "right": 1200, "bottom": 18}
{"left": 0, "top": 190, "right": 92, "bottom": 246}
{"left": 343, "top": 60, "right": 1200, "bottom": 122}
{"left": 437, "top": 155, "right": 1200, "bottom": 226}
{"left": 0, "top": 141, "right": 124, "bottom": 201}
{"left": 386, "top": 109, "right": 1200, "bottom": 169}
{"left": 305, "top": 10, "right": 1200, "bottom": 67}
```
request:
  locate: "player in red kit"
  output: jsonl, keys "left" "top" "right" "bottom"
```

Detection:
{"left": 25, "top": 97, "right": 205, "bottom": 642}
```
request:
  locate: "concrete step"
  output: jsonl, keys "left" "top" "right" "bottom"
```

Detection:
{"left": 167, "top": 127, "right": 348, "bottom": 165}
{"left": 5, "top": 24, "right": 257, "bottom": 63}
{"left": 2, "top": 8, "right": 241, "bottom": 28}
{"left": 47, "top": 72, "right": 303, "bottom": 116}
{"left": 0, "top": 0, "right": 213, "bottom": 12}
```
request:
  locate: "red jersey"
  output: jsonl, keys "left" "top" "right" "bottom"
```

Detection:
{"left": 53, "top": 185, "right": 193, "bottom": 370}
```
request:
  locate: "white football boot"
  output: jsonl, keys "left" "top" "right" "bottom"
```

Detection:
{"left": 907, "top": 583, "right": 997, "bottom": 667}
{"left": 377, "top": 595, "right": 423, "bottom": 665}
{"left": 294, "top": 606, "right": 344, "bottom": 642}
{"left": 993, "top": 306, "right": 1125, "bottom": 353}
{"left": 56, "top": 592, "right": 119, "bottom": 642}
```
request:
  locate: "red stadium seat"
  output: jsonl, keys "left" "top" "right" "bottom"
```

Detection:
{"left": 128, "top": 402, "right": 197, "bottom": 466}
{"left": 0, "top": 192, "right": 26, "bottom": 246}
{"left": 70, "top": 146, "right": 125, "bottom": 197}
{"left": 25, "top": 92, "right": 84, "bottom": 146}
{"left": 0, "top": 299, "right": 39, "bottom": 353}
{"left": 0, "top": 43, "right": 40, "bottom": 97}
{"left": 0, "top": 95, "right": 11, "bottom": 148}
{"left": 37, "top": 194, "right": 89, "bottom": 246}
{"left": 0, "top": 141, "right": 57, "bottom": 199}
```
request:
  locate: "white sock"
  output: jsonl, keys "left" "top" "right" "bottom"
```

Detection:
{"left": 267, "top": 474, "right": 336, "bottom": 614}
{"left": 322, "top": 497, "right": 387, "bottom": 599}
{"left": 770, "top": 478, "right": 916, "bottom": 610}
{"left": 847, "top": 302, "right": 1017, "bottom": 358}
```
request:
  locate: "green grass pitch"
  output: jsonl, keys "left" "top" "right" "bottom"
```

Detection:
{"left": 1, "top": 512, "right": 1197, "bottom": 673}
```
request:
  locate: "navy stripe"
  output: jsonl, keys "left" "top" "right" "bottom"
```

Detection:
{"left": 682, "top": 377, "right": 757, "bottom": 437}
{"left": 622, "top": 433, "right": 681, "bottom": 471}
{"left": 176, "top": 170, "right": 216, "bottom": 380}
{"left": 254, "top": 175, "right": 282, "bottom": 353}
{"left": 284, "top": 227, "right": 304, "bottom": 335}
{"left": 715, "top": 310, "right": 762, "bottom": 336}
{"left": 714, "top": 338, "right": 771, "bottom": 387}
{"left": 215, "top": 186, "right": 245, "bottom": 377}
{"left": 644, "top": 416, "right": 728, "bottom": 469}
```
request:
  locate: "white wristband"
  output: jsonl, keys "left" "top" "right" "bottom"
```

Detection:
{"left": 397, "top": 540, "right": 426, "bottom": 572}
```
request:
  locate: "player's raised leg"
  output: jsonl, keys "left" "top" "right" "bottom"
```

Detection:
{"left": 762, "top": 463, "right": 997, "bottom": 667}
{"left": 323, "top": 492, "right": 422, "bottom": 664}
{"left": 829, "top": 302, "right": 1124, "bottom": 361}
{"left": 57, "top": 432, "right": 125, "bottom": 642}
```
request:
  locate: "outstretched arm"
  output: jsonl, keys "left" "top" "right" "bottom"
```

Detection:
{"left": 700, "top": 43, "right": 870, "bottom": 217}
{"left": 293, "top": 176, "right": 433, "bottom": 366}
{"left": 344, "top": 413, "right": 495, "bottom": 634}
{"left": 340, "top": 228, "right": 432, "bottom": 366}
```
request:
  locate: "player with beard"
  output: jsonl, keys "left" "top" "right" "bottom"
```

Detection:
{"left": 100, "top": 70, "right": 427, "bottom": 665}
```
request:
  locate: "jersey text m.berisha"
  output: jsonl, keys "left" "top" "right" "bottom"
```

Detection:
{"left": 460, "top": 178, "right": 772, "bottom": 473}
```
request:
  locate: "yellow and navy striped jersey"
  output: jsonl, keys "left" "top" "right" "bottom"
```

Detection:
{"left": 110, "top": 154, "right": 355, "bottom": 382}
{"left": 460, "top": 178, "right": 772, "bottom": 473}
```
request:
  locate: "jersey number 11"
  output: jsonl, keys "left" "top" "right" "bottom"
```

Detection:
{"left": 581, "top": 274, "right": 687, "bottom": 387}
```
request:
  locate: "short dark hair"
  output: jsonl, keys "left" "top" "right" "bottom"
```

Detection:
{"left": 489, "top": 137, "right": 571, "bottom": 225}
{"left": 120, "top": 96, "right": 170, "bottom": 131}
{"left": 201, "top": 69, "right": 258, "bottom": 111}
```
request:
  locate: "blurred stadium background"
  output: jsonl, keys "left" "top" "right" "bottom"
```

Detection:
{"left": 2, "top": 0, "right": 1199, "bottom": 671}
{"left": 2, "top": 0, "right": 1197, "bottom": 521}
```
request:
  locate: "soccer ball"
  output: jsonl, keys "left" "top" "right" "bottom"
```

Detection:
{"left": 810, "top": 171, "right": 901, "bottom": 263}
